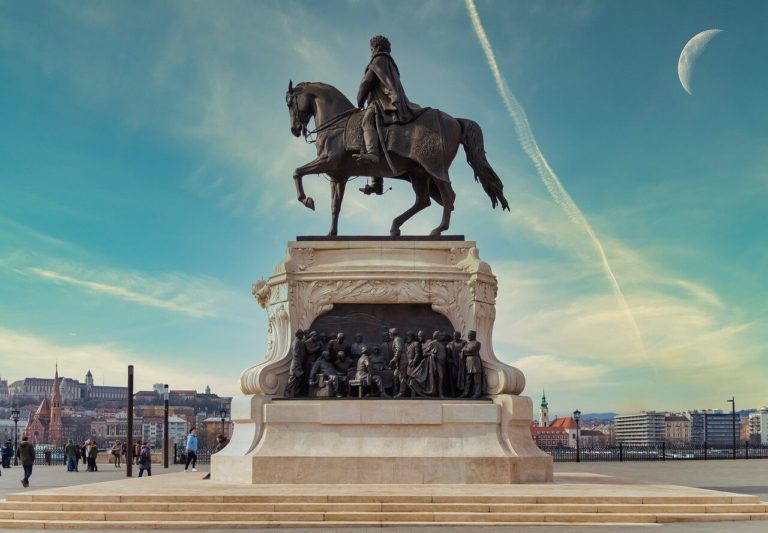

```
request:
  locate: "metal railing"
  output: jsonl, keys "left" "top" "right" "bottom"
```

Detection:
{"left": 541, "top": 442, "right": 768, "bottom": 462}
{"left": 173, "top": 444, "right": 214, "bottom": 465}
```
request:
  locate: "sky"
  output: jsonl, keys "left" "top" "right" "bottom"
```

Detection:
{"left": 0, "top": 0, "right": 765, "bottom": 415}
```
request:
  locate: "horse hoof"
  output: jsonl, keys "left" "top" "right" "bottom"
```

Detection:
{"left": 327, "top": 230, "right": 337, "bottom": 237}
{"left": 390, "top": 228, "right": 401, "bottom": 237}
{"left": 429, "top": 228, "right": 445, "bottom": 236}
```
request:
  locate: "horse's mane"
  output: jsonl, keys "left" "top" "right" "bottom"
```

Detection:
{"left": 296, "top": 81, "right": 354, "bottom": 108}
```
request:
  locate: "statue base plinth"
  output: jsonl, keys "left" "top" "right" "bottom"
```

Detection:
{"left": 219, "top": 238, "right": 552, "bottom": 484}
{"left": 212, "top": 394, "right": 553, "bottom": 484}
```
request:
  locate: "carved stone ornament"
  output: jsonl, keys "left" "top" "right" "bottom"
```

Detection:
{"left": 239, "top": 240, "right": 525, "bottom": 397}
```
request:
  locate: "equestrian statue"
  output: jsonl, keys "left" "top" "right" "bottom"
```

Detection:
{"left": 286, "top": 35, "right": 509, "bottom": 236}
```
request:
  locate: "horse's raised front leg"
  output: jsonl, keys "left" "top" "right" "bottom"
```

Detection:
{"left": 429, "top": 179, "right": 456, "bottom": 236}
{"left": 293, "top": 157, "right": 330, "bottom": 211}
{"left": 328, "top": 176, "right": 348, "bottom": 237}
{"left": 390, "top": 173, "right": 430, "bottom": 237}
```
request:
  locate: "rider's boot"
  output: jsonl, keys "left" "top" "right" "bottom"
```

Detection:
{"left": 359, "top": 177, "right": 384, "bottom": 195}
{"left": 353, "top": 127, "right": 380, "bottom": 164}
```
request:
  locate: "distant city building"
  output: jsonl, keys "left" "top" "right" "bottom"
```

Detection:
{"left": 665, "top": 414, "right": 691, "bottom": 444}
{"left": 614, "top": 412, "right": 665, "bottom": 446}
{"left": 538, "top": 391, "right": 549, "bottom": 427}
{"left": 205, "top": 385, "right": 211, "bottom": 395}
{"left": 530, "top": 422, "right": 569, "bottom": 447}
{"left": 0, "top": 419, "right": 28, "bottom": 443}
{"left": 688, "top": 410, "right": 739, "bottom": 446}
{"left": 141, "top": 415, "right": 188, "bottom": 449}
{"left": 592, "top": 423, "right": 615, "bottom": 444}
{"left": 580, "top": 429, "right": 609, "bottom": 447}
{"left": 134, "top": 391, "right": 162, "bottom": 404}
{"left": 531, "top": 416, "right": 580, "bottom": 449}
{"left": 749, "top": 408, "right": 768, "bottom": 445}
{"left": 90, "top": 412, "right": 143, "bottom": 444}
{"left": 8, "top": 370, "right": 128, "bottom": 403}
{"left": 170, "top": 390, "right": 197, "bottom": 403}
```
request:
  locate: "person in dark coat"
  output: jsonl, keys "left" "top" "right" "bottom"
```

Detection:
{"left": 15, "top": 436, "right": 34, "bottom": 487}
{"left": 64, "top": 439, "right": 79, "bottom": 472}
{"left": 138, "top": 442, "right": 152, "bottom": 477}
{"left": 1, "top": 440, "right": 12, "bottom": 469}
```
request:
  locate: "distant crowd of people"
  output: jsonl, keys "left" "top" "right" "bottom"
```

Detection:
{"left": 0, "top": 427, "right": 230, "bottom": 488}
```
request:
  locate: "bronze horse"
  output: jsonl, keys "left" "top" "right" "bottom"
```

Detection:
{"left": 286, "top": 81, "right": 509, "bottom": 236}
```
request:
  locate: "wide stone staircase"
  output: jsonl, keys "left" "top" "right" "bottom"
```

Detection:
{"left": 1, "top": 490, "right": 767, "bottom": 528}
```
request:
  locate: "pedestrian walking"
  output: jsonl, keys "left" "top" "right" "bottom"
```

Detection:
{"left": 80, "top": 441, "right": 87, "bottom": 466}
{"left": 1, "top": 440, "right": 12, "bottom": 469}
{"left": 184, "top": 427, "right": 198, "bottom": 472}
{"left": 110, "top": 440, "right": 122, "bottom": 468}
{"left": 133, "top": 441, "right": 141, "bottom": 465}
{"left": 15, "top": 435, "right": 34, "bottom": 488}
{"left": 87, "top": 440, "right": 99, "bottom": 472}
{"left": 138, "top": 441, "right": 152, "bottom": 477}
{"left": 64, "top": 439, "right": 79, "bottom": 472}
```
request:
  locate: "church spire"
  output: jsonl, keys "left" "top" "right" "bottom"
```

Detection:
{"left": 538, "top": 389, "right": 549, "bottom": 427}
{"left": 48, "top": 364, "right": 64, "bottom": 445}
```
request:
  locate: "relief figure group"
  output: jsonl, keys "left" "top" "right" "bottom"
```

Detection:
{"left": 284, "top": 328, "right": 485, "bottom": 399}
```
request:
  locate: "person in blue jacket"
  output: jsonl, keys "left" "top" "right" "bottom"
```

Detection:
{"left": 184, "top": 427, "right": 198, "bottom": 472}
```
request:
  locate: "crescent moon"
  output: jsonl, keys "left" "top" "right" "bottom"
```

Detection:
{"left": 678, "top": 29, "right": 723, "bottom": 95}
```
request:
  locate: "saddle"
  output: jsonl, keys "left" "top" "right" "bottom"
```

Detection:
{"left": 343, "top": 108, "right": 449, "bottom": 183}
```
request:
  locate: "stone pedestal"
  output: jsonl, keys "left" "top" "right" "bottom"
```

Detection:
{"left": 212, "top": 238, "right": 553, "bottom": 484}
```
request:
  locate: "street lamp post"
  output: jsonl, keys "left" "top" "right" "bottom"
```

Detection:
{"left": 163, "top": 384, "right": 169, "bottom": 469}
{"left": 573, "top": 409, "right": 581, "bottom": 463}
{"left": 220, "top": 408, "right": 227, "bottom": 436}
{"left": 727, "top": 397, "right": 736, "bottom": 460}
{"left": 11, "top": 407, "right": 20, "bottom": 467}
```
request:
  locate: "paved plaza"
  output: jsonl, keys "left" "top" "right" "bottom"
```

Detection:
{"left": 0, "top": 460, "right": 766, "bottom": 532}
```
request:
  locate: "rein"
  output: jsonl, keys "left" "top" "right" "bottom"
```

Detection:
{"left": 303, "top": 108, "right": 357, "bottom": 143}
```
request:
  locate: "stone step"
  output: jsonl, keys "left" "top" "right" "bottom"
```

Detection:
{"left": 5, "top": 492, "right": 761, "bottom": 504}
{"left": 0, "top": 509, "right": 766, "bottom": 524}
{"left": 1, "top": 500, "right": 765, "bottom": 514}
{"left": 1, "top": 515, "right": 768, "bottom": 529}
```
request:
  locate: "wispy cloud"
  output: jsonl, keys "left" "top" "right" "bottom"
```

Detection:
{"left": 492, "top": 243, "right": 765, "bottom": 411}
{"left": 26, "top": 267, "right": 219, "bottom": 318}
{"left": 514, "top": 354, "right": 610, "bottom": 390}
{"left": 465, "top": 0, "right": 645, "bottom": 357}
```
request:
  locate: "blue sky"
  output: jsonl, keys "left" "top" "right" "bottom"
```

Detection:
{"left": 0, "top": 0, "right": 765, "bottom": 414}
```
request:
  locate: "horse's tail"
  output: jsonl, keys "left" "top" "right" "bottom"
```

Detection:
{"left": 457, "top": 118, "right": 510, "bottom": 211}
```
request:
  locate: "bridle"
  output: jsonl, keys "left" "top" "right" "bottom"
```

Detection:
{"left": 287, "top": 90, "right": 311, "bottom": 141}
{"left": 288, "top": 87, "right": 356, "bottom": 144}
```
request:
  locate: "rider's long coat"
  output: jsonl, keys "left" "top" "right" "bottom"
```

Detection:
{"left": 357, "top": 52, "right": 420, "bottom": 124}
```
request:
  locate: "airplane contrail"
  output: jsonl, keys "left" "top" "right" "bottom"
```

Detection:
{"left": 465, "top": 0, "right": 646, "bottom": 354}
